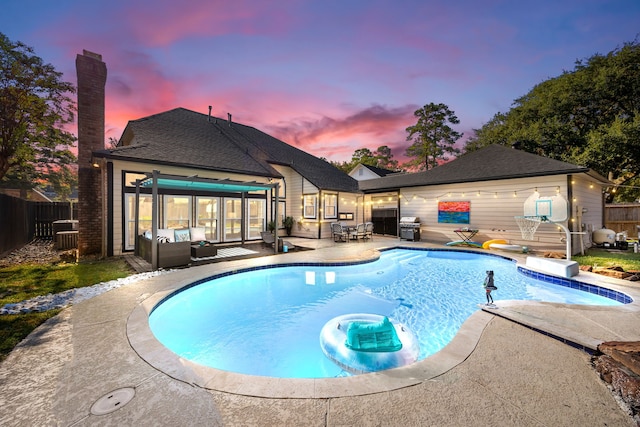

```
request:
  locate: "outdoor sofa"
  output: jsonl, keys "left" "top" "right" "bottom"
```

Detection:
{"left": 137, "top": 227, "right": 214, "bottom": 268}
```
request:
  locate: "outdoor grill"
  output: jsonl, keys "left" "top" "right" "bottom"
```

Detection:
{"left": 399, "top": 216, "right": 421, "bottom": 241}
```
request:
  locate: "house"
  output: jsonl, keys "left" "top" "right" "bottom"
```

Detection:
{"left": 76, "top": 51, "right": 610, "bottom": 260}
{"left": 91, "top": 107, "right": 361, "bottom": 256}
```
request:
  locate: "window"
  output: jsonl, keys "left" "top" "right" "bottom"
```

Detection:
{"left": 164, "top": 196, "right": 190, "bottom": 229}
{"left": 324, "top": 194, "right": 337, "bottom": 219}
{"left": 276, "top": 179, "right": 285, "bottom": 198}
{"left": 247, "top": 199, "right": 266, "bottom": 239}
{"left": 124, "top": 194, "right": 152, "bottom": 250}
{"left": 196, "top": 197, "right": 218, "bottom": 241}
{"left": 223, "top": 198, "right": 242, "bottom": 241}
{"left": 303, "top": 195, "right": 317, "bottom": 219}
{"left": 271, "top": 200, "right": 286, "bottom": 228}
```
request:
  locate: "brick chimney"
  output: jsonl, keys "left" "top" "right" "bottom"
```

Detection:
{"left": 75, "top": 50, "right": 107, "bottom": 257}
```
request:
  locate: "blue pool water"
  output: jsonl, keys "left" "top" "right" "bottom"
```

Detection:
{"left": 149, "top": 248, "right": 626, "bottom": 379}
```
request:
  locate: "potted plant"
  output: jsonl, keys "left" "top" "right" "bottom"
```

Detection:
{"left": 267, "top": 220, "right": 277, "bottom": 233}
{"left": 283, "top": 216, "right": 294, "bottom": 236}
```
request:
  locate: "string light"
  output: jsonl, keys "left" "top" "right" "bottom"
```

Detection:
{"left": 392, "top": 184, "right": 604, "bottom": 205}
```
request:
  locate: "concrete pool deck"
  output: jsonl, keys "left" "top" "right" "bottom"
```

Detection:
{"left": 1, "top": 237, "right": 639, "bottom": 426}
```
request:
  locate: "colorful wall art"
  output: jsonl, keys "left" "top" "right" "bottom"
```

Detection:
{"left": 438, "top": 201, "right": 470, "bottom": 224}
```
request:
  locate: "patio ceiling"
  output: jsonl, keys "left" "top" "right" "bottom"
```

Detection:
{"left": 138, "top": 173, "right": 276, "bottom": 193}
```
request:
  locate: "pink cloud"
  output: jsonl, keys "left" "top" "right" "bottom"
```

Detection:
{"left": 267, "top": 104, "right": 415, "bottom": 143}
{"left": 122, "top": 0, "right": 302, "bottom": 46}
{"left": 262, "top": 104, "right": 417, "bottom": 162}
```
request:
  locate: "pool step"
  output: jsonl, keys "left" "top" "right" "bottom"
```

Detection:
{"left": 397, "top": 254, "right": 424, "bottom": 265}
{"left": 385, "top": 252, "right": 424, "bottom": 264}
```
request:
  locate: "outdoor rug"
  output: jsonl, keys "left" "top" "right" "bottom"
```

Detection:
{"left": 191, "top": 247, "right": 258, "bottom": 262}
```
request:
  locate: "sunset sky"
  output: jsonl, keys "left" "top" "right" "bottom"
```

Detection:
{"left": 2, "top": 0, "right": 639, "bottom": 163}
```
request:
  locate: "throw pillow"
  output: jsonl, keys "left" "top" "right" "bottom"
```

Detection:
{"left": 157, "top": 228, "right": 175, "bottom": 243}
{"left": 174, "top": 229, "right": 191, "bottom": 242}
{"left": 190, "top": 227, "right": 206, "bottom": 242}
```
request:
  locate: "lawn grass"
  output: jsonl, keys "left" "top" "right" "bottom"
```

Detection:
{"left": 572, "top": 247, "right": 640, "bottom": 272}
{"left": 0, "top": 257, "right": 134, "bottom": 362}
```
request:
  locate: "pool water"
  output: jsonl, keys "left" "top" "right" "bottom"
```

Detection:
{"left": 149, "top": 249, "right": 623, "bottom": 379}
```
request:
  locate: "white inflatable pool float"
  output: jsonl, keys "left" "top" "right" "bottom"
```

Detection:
{"left": 489, "top": 243, "right": 523, "bottom": 252}
{"left": 319, "top": 313, "right": 420, "bottom": 374}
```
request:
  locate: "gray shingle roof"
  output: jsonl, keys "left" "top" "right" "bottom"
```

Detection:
{"left": 94, "top": 108, "right": 359, "bottom": 192}
{"left": 358, "top": 144, "right": 602, "bottom": 192}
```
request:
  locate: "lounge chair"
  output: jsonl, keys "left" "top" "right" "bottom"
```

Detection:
{"left": 331, "top": 222, "right": 348, "bottom": 242}
{"left": 350, "top": 223, "right": 366, "bottom": 241}
{"left": 364, "top": 222, "right": 373, "bottom": 240}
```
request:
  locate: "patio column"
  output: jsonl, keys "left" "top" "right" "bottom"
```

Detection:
{"left": 274, "top": 183, "right": 279, "bottom": 254}
{"left": 151, "top": 170, "right": 159, "bottom": 270}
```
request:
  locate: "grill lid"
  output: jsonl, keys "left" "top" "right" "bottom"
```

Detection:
{"left": 399, "top": 216, "right": 419, "bottom": 223}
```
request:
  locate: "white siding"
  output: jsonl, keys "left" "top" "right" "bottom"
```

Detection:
{"left": 388, "top": 175, "right": 584, "bottom": 253}
{"left": 386, "top": 174, "right": 605, "bottom": 254}
{"left": 570, "top": 174, "right": 606, "bottom": 253}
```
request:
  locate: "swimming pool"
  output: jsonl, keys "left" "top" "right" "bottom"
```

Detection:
{"left": 149, "top": 248, "right": 629, "bottom": 379}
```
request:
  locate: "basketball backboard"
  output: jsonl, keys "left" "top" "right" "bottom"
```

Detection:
{"left": 522, "top": 193, "right": 568, "bottom": 222}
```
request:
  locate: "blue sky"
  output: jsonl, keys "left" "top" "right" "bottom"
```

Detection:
{"left": 2, "top": 0, "right": 639, "bottom": 162}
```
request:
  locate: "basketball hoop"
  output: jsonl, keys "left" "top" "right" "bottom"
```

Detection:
{"left": 515, "top": 216, "right": 547, "bottom": 240}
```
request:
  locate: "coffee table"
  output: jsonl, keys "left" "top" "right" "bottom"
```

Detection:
{"left": 191, "top": 244, "right": 217, "bottom": 258}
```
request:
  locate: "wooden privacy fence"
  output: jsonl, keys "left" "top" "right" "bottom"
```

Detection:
{"left": 0, "top": 194, "right": 76, "bottom": 256}
{"left": 605, "top": 204, "right": 640, "bottom": 238}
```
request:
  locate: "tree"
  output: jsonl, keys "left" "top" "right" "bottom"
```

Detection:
{"left": 465, "top": 40, "right": 640, "bottom": 201}
{"left": 0, "top": 32, "right": 76, "bottom": 185}
{"left": 46, "top": 164, "right": 77, "bottom": 201}
{"left": 404, "top": 103, "right": 462, "bottom": 171}
{"left": 351, "top": 148, "right": 376, "bottom": 167}
{"left": 373, "top": 145, "right": 400, "bottom": 171}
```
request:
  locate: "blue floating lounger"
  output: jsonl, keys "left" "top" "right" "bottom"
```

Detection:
{"left": 319, "top": 313, "right": 420, "bottom": 374}
{"left": 345, "top": 316, "right": 402, "bottom": 352}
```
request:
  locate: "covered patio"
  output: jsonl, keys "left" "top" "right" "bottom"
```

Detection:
{"left": 133, "top": 170, "right": 281, "bottom": 270}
